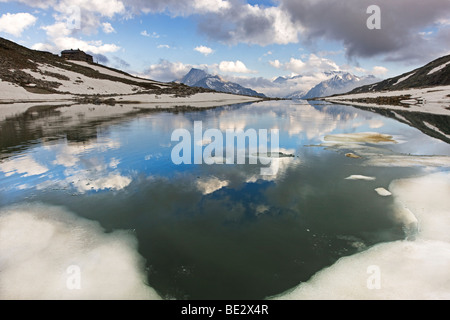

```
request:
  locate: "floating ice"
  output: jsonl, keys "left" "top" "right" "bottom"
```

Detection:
{"left": 345, "top": 175, "right": 376, "bottom": 181}
{"left": 0, "top": 203, "right": 161, "bottom": 300}
{"left": 375, "top": 188, "right": 392, "bottom": 197}
{"left": 272, "top": 171, "right": 450, "bottom": 300}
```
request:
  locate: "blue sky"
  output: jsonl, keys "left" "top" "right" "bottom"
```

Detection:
{"left": 0, "top": 0, "right": 449, "bottom": 87}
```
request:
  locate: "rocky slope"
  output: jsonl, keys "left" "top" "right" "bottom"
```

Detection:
{"left": 349, "top": 54, "right": 450, "bottom": 94}
{"left": 0, "top": 37, "right": 213, "bottom": 98}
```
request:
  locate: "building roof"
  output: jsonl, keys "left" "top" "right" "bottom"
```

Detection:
{"left": 61, "top": 49, "right": 93, "bottom": 57}
{"left": 61, "top": 49, "right": 83, "bottom": 54}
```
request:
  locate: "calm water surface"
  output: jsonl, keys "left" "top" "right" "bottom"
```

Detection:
{"left": 1, "top": 100, "right": 449, "bottom": 299}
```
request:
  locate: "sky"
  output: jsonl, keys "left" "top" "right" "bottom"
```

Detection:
{"left": 0, "top": 0, "right": 449, "bottom": 95}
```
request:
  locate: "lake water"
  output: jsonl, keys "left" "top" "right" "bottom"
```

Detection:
{"left": 1, "top": 100, "right": 449, "bottom": 299}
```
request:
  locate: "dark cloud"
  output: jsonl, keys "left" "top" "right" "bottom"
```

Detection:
{"left": 89, "top": 53, "right": 109, "bottom": 64}
{"left": 113, "top": 57, "right": 131, "bottom": 69}
{"left": 280, "top": 0, "right": 450, "bottom": 63}
{"left": 195, "top": 0, "right": 298, "bottom": 45}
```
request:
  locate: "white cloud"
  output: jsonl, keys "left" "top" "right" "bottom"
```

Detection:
{"left": 192, "top": 0, "right": 231, "bottom": 13}
{"left": 157, "top": 44, "right": 170, "bottom": 49}
{"left": 55, "top": 0, "right": 125, "bottom": 19}
{"left": 196, "top": 176, "right": 229, "bottom": 195}
{"left": 71, "top": 172, "right": 132, "bottom": 193}
{"left": 269, "top": 60, "right": 282, "bottom": 68}
{"left": 194, "top": 45, "right": 214, "bottom": 56}
{"left": 372, "top": 66, "right": 389, "bottom": 76}
{"left": 0, "top": 12, "right": 37, "bottom": 37}
{"left": 141, "top": 30, "right": 159, "bottom": 38}
{"left": 0, "top": 155, "right": 48, "bottom": 177}
{"left": 32, "top": 18, "right": 120, "bottom": 54}
{"left": 270, "top": 54, "right": 340, "bottom": 75}
{"left": 219, "top": 60, "right": 255, "bottom": 74}
{"left": 144, "top": 59, "right": 192, "bottom": 82}
{"left": 31, "top": 42, "right": 57, "bottom": 52}
{"left": 102, "top": 22, "right": 115, "bottom": 34}
{"left": 351, "top": 65, "right": 388, "bottom": 77}
{"left": 42, "top": 22, "right": 72, "bottom": 38}
{"left": 53, "top": 36, "right": 120, "bottom": 54}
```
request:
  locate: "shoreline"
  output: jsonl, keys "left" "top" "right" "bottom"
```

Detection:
{"left": 318, "top": 85, "right": 450, "bottom": 116}
{"left": 0, "top": 92, "right": 264, "bottom": 122}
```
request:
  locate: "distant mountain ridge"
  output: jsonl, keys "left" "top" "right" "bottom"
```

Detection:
{"left": 279, "top": 71, "right": 379, "bottom": 100}
{"left": 349, "top": 54, "right": 450, "bottom": 94}
{"left": 180, "top": 68, "right": 266, "bottom": 98}
{"left": 302, "top": 73, "right": 379, "bottom": 99}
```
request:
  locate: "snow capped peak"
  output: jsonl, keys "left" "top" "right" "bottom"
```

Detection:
{"left": 180, "top": 68, "right": 209, "bottom": 87}
{"left": 301, "top": 72, "right": 379, "bottom": 99}
{"left": 179, "top": 68, "right": 265, "bottom": 98}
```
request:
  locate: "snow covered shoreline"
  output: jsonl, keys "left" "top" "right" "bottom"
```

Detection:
{"left": 322, "top": 85, "right": 450, "bottom": 116}
{"left": 0, "top": 78, "right": 263, "bottom": 121}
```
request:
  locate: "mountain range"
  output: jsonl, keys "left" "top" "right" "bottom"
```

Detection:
{"left": 179, "top": 68, "right": 266, "bottom": 98}
{"left": 274, "top": 71, "right": 379, "bottom": 99}
{"left": 179, "top": 68, "right": 379, "bottom": 100}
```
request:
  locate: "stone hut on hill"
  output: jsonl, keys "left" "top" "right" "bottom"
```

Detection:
{"left": 61, "top": 49, "right": 93, "bottom": 63}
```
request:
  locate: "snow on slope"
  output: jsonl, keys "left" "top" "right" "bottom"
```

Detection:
{"left": 69, "top": 61, "right": 165, "bottom": 86}
{"left": 428, "top": 61, "right": 450, "bottom": 76}
{"left": 21, "top": 63, "right": 144, "bottom": 95}
{"left": 393, "top": 72, "right": 415, "bottom": 86}
{"left": 0, "top": 79, "right": 73, "bottom": 101}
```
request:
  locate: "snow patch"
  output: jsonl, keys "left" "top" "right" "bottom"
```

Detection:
{"left": 427, "top": 61, "right": 450, "bottom": 76}
{"left": 393, "top": 73, "right": 415, "bottom": 86}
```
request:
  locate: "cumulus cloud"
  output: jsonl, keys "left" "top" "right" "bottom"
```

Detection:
{"left": 10, "top": 0, "right": 447, "bottom": 68}
{"left": 0, "top": 155, "right": 48, "bottom": 177}
{"left": 157, "top": 44, "right": 170, "bottom": 49}
{"left": 0, "top": 12, "right": 37, "bottom": 37}
{"left": 31, "top": 16, "right": 120, "bottom": 55}
{"left": 54, "top": 37, "right": 120, "bottom": 54}
{"left": 143, "top": 59, "right": 193, "bottom": 82}
{"left": 196, "top": 2, "right": 300, "bottom": 46}
{"left": 219, "top": 60, "right": 255, "bottom": 74}
{"left": 126, "top": 0, "right": 231, "bottom": 15}
{"left": 102, "top": 22, "right": 115, "bottom": 34}
{"left": 33, "top": 19, "right": 120, "bottom": 55}
{"left": 196, "top": 176, "right": 229, "bottom": 195}
{"left": 141, "top": 30, "right": 159, "bottom": 38}
{"left": 194, "top": 45, "right": 214, "bottom": 56}
{"left": 270, "top": 54, "right": 340, "bottom": 75}
{"left": 371, "top": 66, "right": 389, "bottom": 76}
